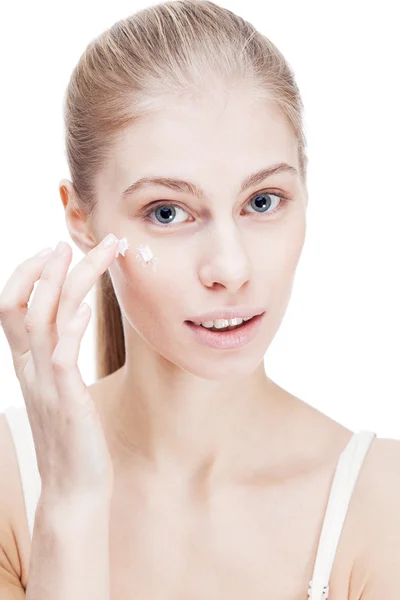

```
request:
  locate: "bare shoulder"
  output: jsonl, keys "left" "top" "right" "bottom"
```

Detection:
{"left": 350, "top": 436, "right": 400, "bottom": 600}
{"left": 0, "top": 412, "right": 30, "bottom": 591}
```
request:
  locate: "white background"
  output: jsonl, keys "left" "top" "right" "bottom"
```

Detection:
{"left": 1, "top": 1, "right": 399, "bottom": 438}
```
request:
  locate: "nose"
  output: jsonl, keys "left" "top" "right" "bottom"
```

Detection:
{"left": 198, "top": 229, "right": 252, "bottom": 292}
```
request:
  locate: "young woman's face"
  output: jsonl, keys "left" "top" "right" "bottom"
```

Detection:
{"left": 93, "top": 89, "right": 308, "bottom": 378}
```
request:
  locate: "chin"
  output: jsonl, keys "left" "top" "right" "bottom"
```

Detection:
{"left": 171, "top": 348, "right": 266, "bottom": 380}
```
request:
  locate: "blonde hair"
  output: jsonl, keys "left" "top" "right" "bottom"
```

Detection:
{"left": 62, "top": 0, "right": 308, "bottom": 381}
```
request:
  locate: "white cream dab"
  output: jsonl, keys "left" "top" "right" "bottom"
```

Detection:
{"left": 115, "top": 237, "right": 129, "bottom": 258}
{"left": 135, "top": 243, "right": 158, "bottom": 272}
{"left": 114, "top": 238, "right": 158, "bottom": 272}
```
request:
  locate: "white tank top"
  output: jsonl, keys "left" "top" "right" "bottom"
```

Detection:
{"left": 3, "top": 404, "right": 376, "bottom": 600}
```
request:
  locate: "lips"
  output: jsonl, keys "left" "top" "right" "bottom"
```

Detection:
{"left": 186, "top": 307, "right": 266, "bottom": 324}
{"left": 193, "top": 315, "right": 256, "bottom": 332}
{"left": 185, "top": 312, "right": 265, "bottom": 350}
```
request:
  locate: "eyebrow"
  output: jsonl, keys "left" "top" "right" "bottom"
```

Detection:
{"left": 121, "top": 162, "right": 298, "bottom": 201}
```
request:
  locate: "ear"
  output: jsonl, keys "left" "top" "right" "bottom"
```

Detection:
{"left": 58, "top": 179, "right": 99, "bottom": 254}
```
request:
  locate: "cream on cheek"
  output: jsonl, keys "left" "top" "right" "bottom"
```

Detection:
{"left": 114, "top": 237, "right": 158, "bottom": 271}
{"left": 113, "top": 237, "right": 188, "bottom": 326}
{"left": 110, "top": 237, "right": 161, "bottom": 325}
{"left": 134, "top": 243, "right": 159, "bottom": 271}
{"left": 111, "top": 237, "right": 194, "bottom": 343}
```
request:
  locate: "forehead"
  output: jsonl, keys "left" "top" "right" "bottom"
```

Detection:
{"left": 105, "top": 90, "right": 299, "bottom": 191}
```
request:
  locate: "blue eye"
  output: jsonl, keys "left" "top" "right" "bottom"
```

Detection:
{"left": 142, "top": 191, "right": 290, "bottom": 228}
{"left": 249, "top": 192, "right": 279, "bottom": 214}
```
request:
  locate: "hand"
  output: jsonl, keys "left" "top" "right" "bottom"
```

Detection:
{"left": 0, "top": 234, "right": 119, "bottom": 500}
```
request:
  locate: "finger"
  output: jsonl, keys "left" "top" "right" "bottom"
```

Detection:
{"left": 56, "top": 234, "right": 119, "bottom": 336}
{"left": 25, "top": 242, "right": 74, "bottom": 382}
{"left": 51, "top": 301, "right": 92, "bottom": 409}
{"left": 0, "top": 248, "right": 53, "bottom": 373}
{"left": 51, "top": 301, "right": 113, "bottom": 490}
{"left": 25, "top": 234, "right": 119, "bottom": 385}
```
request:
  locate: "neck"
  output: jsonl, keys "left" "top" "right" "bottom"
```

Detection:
{"left": 97, "top": 357, "right": 296, "bottom": 486}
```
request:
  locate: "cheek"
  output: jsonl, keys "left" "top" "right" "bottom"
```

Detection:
{"left": 286, "top": 217, "right": 306, "bottom": 270}
{"left": 109, "top": 245, "right": 188, "bottom": 320}
{"left": 256, "top": 217, "right": 305, "bottom": 312}
{"left": 270, "top": 214, "right": 306, "bottom": 274}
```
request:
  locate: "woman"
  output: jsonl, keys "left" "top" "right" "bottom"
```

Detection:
{"left": 0, "top": 1, "right": 399, "bottom": 598}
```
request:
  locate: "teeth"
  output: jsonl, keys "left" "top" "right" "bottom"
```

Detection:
{"left": 193, "top": 317, "right": 253, "bottom": 328}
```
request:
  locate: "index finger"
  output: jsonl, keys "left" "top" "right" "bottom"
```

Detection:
{"left": 56, "top": 234, "right": 119, "bottom": 336}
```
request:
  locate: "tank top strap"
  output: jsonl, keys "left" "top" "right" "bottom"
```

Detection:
{"left": 3, "top": 405, "right": 42, "bottom": 540}
{"left": 307, "top": 430, "right": 377, "bottom": 600}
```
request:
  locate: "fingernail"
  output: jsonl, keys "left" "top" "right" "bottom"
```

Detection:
{"left": 35, "top": 247, "right": 53, "bottom": 258}
{"left": 101, "top": 233, "right": 117, "bottom": 248}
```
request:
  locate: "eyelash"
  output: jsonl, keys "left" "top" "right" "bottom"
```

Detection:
{"left": 141, "top": 190, "right": 291, "bottom": 229}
